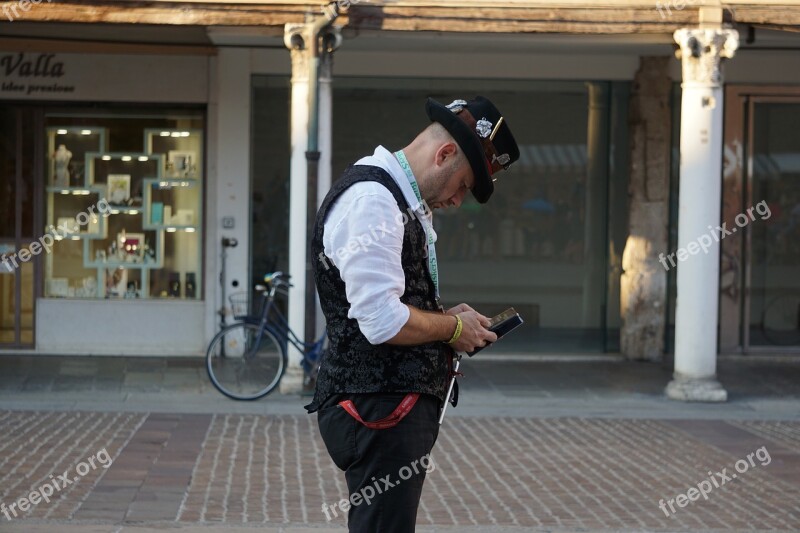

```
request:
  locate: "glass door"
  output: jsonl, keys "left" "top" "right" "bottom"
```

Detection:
{"left": 745, "top": 99, "right": 800, "bottom": 348}
{"left": 0, "top": 105, "right": 41, "bottom": 348}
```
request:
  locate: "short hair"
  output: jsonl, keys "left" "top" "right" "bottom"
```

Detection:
{"left": 424, "top": 123, "right": 466, "bottom": 169}
{"left": 425, "top": 122, "right": 453, "bottom": 141}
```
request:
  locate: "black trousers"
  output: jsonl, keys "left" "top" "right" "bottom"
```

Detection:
{"left": 316, "top": 392, "right": 441, "bottom": 532}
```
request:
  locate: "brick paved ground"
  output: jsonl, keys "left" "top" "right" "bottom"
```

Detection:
{"left": 1, "top": 355, "right": 799, "bottom": 531}
{"left": 1, "top": 410, "right": 799, "bottom": 532}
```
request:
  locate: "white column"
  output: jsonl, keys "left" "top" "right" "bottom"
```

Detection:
{"left": 282, "top": 24, "right": 340, "bottom": 393}
{"left": 283, "top": 24, "right": 312, "bottom": 394}
{"left": 666, "top": 27, "right": 738, "bottom": 402}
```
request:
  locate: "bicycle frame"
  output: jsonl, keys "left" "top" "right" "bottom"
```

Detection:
{"left": 246, "top": 284, "right": 327, "bottom": 366}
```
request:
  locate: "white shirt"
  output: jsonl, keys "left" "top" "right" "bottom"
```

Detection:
{"left": 322, "top": 146, "right": 437, "bottom": 345}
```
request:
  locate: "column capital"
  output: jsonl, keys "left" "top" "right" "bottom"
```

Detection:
{"left": 285, "top": 23, "right": 311, "bottom": 82}
{"left": 284, "top": 23, "right": 342, "bottom": 82}
{"left": 673, "top": 27, "right": 739, "bottom": 87}
{"left": 320, "top": 26, "right": 342, "bottom": 82}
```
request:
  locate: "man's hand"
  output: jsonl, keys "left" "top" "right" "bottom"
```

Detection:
{"left": 445, "top": 303, "right": 475, "bottom": 316}
{"left": 449, "top": 310, "right": 497, "bottom": 353}
{"left": 386, "top": 305, "right": 495, "bottom": 348}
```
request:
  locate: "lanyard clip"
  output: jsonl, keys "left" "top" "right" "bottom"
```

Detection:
{"left": 438, "top": 353, "right": 463, "bottom": 424}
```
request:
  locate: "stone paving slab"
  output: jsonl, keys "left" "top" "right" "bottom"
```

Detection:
{"left": 1, "top": 411, "right": 799, "bottom": 532}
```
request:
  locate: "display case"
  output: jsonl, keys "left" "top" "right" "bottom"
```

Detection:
{"left": 143, "top": 128, "right": 203, "bottom": 299}
{"left": 44, "top": 125, "right": 204, "bottom": 300}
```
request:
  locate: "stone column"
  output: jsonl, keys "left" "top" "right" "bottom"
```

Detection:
{"left": 620, "top": 57, "right": 672, "bottom": 361}
{"left": 666, "top": 27, "right": 738, "bottom": 402}
{"left": 282, "top": 22, "right": 340, "bottom": 394}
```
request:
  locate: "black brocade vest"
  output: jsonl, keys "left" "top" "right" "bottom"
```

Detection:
{"left": 306, "top": 165, "right": 450, "bottom": 412}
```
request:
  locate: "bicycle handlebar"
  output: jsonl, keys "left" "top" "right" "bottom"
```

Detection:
{"left": 264, "top": 271, "right": 294, "bottom": 290}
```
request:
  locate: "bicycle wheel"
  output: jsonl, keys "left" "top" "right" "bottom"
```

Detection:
{"left": 206, "top": 323, "right": 286, "bottom": 400}
{"left": 762, "top": 295, "right": 800, "bottom": 346}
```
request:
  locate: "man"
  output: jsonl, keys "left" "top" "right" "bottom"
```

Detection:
{"left": 306, "top": 96, "right": 520, "bottom": 532}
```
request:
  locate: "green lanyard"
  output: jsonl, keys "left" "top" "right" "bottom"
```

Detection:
{"left": 394, "top": 150, "right": 440, "bottom": 304}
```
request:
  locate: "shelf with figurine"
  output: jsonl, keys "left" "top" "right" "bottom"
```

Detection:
{"left": 144, "top": 128, "right": 203, "bottom": 180}
{"left": 47, "top": 127, "right": 107, "bottom": 188}
{"left": 84, "top": 229, "right": 163, "bottom": 270}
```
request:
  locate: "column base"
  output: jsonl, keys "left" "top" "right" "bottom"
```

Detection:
{"left": 279, "top": 365, "right": 306, "bottom": 395}
{"left": 666, "top": 375, "right": 728, "bottom": 402}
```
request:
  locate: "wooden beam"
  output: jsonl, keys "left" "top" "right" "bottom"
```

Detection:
{"left": 347, "top": 6, "right": 699, "bottom": 34}
{"left": 8, "top": 1, "right": 800, "bottom": 34}
{"left": 8, "top": 1, "right": 311, "bottom": 26}
{"left": 731, "top": 6, "right": 800, "bottom": 26}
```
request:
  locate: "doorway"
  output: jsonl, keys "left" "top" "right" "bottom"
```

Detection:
{"left": 0, "top": 106, "right": 42, "bottom": 348}
{"left": 721, "top": 88, "right": 800, "bottom": 352}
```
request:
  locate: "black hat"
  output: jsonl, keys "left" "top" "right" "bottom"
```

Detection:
{"left": 425, "top": 96, "right": 520, "bottom": 203}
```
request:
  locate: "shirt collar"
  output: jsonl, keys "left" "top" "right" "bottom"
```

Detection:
{"left": 356, "top": 146, "right": 427, "bottom": 215}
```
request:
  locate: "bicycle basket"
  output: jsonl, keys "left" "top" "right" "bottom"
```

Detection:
{"left": 228, "top": 292, "right": 251, "bottom": 319}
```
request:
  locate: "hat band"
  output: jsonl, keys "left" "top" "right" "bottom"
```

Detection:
{"left": 452, "top": 108, "right": 510, "bottom": 177}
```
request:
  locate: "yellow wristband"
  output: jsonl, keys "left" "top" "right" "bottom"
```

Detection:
{"left": 447, "top": 315, "right": 463, "bottom": 345}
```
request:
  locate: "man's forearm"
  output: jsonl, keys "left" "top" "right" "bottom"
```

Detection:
{"left": 385, "top": 305, "right": 457, "bottom": 346}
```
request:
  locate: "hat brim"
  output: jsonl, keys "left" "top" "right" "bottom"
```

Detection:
{"left": 425, "top": 98, "right": 493, "bottom": 204}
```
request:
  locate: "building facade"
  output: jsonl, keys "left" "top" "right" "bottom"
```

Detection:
{"left": 1, "top": 1, "right": 799, "bottom": 396}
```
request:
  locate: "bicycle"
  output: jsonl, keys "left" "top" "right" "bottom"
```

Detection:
{"left": 206, "top": 271, "right": 328, "bottom": 400}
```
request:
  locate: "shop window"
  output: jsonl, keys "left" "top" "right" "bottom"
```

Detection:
{"left": 43, "top": 113, "right": 204, "bottom": 300}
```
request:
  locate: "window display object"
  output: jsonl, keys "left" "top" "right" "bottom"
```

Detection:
{"left": 48, "top": 278, "right": 69, "bottom": 297}
{"left": 106, "top": 267, "right": 127, "bottom": 298}
{"left": 125, "top": 281, "right": 140, "bottom": 299}
{"left": 151, "top": 202, "right": 164, "bottom": 225}
{"left": 76, "top": 277, "right": 98, "bottom": 298}
{"left": 107, "top": 174, "right": 131, "bottom": 205}
{"left": 186, "top": 272, "right": 196, "bottom": 299}
{"left": 116, "top": 231, "right": 145, "bottom": 263}
{"left": 53, "top": 145, "right": 72, "bottom": 187}
{"left": 167, "top": 150, "right": 197, "bottom": 178}
{"left": 168, "top": 272, "right": 181, "bottom": 297}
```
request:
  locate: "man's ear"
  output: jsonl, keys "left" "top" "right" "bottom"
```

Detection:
{"left": 435, "top": 142, "right": 459, "bottom": 167}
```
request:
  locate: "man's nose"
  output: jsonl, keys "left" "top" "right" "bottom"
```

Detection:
{"left": 450, "top": 189, "right": 466, "bottom": 208}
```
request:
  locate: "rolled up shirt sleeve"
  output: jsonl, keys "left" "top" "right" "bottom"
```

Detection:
{"left": 323, "top": 183, "right": 411, "bottom": 345}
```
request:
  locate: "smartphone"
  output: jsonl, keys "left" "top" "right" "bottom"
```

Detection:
{"left": 466, "top": 307, "right": 523, "bottom": 356}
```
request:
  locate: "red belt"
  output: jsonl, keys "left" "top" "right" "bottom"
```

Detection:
{"left": 338, "top": 393, "right": 420, "bottom": 430}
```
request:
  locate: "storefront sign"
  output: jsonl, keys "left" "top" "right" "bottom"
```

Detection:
{"left": 0, "top": 52, "right": 208, "bottom": 103}
{"left": 1, "top": 53, "right": 73, "bottom": 96}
